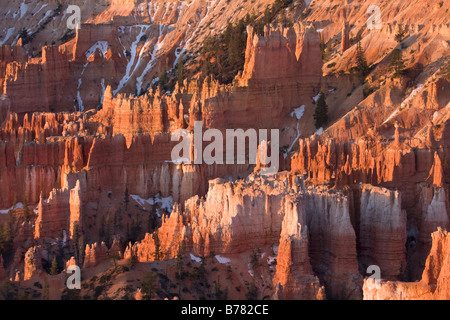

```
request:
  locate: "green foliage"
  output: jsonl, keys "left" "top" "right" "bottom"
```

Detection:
{"left": 395, "top": 24, "right": 406, "bottom": 43}
{"left": 441, "top": 59, "right": 450, "bottom": 79}
{"left": 362, "top": 83, "right": 374, "bottom": 98}
{"left": 43, "top": 278, "right": 49, "bottom": 300}
{"left": 261, "top": 0, "right": 293, "bottom": 29}
{"left": 22, "top": 196, "right": 30, "bottom": 221}
{"left": 249, "top": 248, "right": 261, "bottom": 270}
{"left": 0, "top": 221, "right": 13, "bottom": 254}
{"left": 129, "top": 252, "right": 138, "bottom": 269}
{"left": 214, "top": 276, "right": 228, "bottom": 300}
{"left": 153, "top": 229, "right": 161, "bottom": 261}
{"left": 128, "top": 215, "right": 142, "bottom": 243}
{"left": 73, "top": 224, "right": 85, "bottom": 267}
{"left": 313, "top": 92, "right": 328, "bottom": 129}
{"left": 446, "top": 60, "right": 450, "bottom": 79}
{"left": 355, "top": 41, "right": 370, "bottom": 80}
{"left": 141, "top": 271, "right": 158, "bottom": 299}
{"left": 245, "top": 279, "right": 258, "bottom": 300}
{"left": 100, "top": 215, "right": 111, "bottom": 246}
{"left": 19, "top": 28, "right": 30, "bottom": 44}
{"left": 175, "top": 243, "right": 185, "bottom": 277}
{"left": 321, "top": 40, "right": 332, "bottom": 62}
{"left": 201, "top": 20, "right": 247, "bottom": 84}
{"left": 109, "top": 253, "right": 121, "bottom": 268}
{"left": 189, "top": 266, "right": 206, "bottom": 281}
{"left": 50, "top": 256, "right": 59, "bottom": 275}
{"left": 21, "top": 5, "right": 62, "bottom": 46}
{"left": 389, "top": 49, "right": 405, "bottom": 78}
{"left": 124, "top": 188, "right": 129, "bottom": 204}
{"left": 201, "top": 1, "right": 293, "bottom": 84}
{"left": 0, "top": 279, "right": 16, "bottom": 300}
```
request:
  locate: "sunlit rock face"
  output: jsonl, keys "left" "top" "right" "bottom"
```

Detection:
{"left": 0, "top": 0, "right": 449, "bottom": 300}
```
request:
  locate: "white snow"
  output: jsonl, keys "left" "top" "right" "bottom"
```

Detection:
{"left": 285, "top": 105, "right": 306, "bottom": 158}
{"left": 114, "top": 25, "right": 151, "bottom": 95}
{"left": 35, "top": 4, "right": 49, "bottom": 16}
{"left": 267, "top": 256, "right": 277, "bottom": 265}
{"left": 165, "top": 157, "right": 191, "bottom": 164}
{"left": 316, "top": 28, "right": 324, "bottom": 32}
{"left": 248, "top": 269, "right": 254, "bottom": 277}
{"left": 37, "top": 10, "right": 53, "bottom": 26}
{"left": 130, "top": 194, "right": 174, "bottom": 215}
{"left": 77, "top": 77, "right": 85, "bottom": 112}
{"left": 62, "top": 230, "right": 68, "bottom": 245}
{"left": 290, "top": 105, "right": 305, "bottom": 120}
{"left": 383, "top": 84, "right": 423, "bottom": 124}
{"left": 273, "top": 245, "right": 279, "bottom": 255}
{"left": 215, "top": 255, "right": 231, "bottom": 264}
{"left": 401, "top": 84, "right": 423, "bottom": 107}
{"left": 0, "top": 28, "right": 15, "bottom": 46}
{"left": 85, "top": 41, "right": 109, "bottom": 59}
{"left": 100, "top": 78, "right": 106, "bottom": 106}
{"left": 173, "top": 45, "right": 187, "bottom": 68}
{"left": 159, "top": 196, "right": 174, "bottom": 213}
{"left": 19, "top": 1, "right": 28, "bottom": 20}
{"left": 137, "top": 2, "right": 147, "bottom": 16}
{"left": 136, "top": 25, "right": 165, "bottom": 94}
{"left": 148, "top": 2, "right": 160, "bottom": 23}
{"left": 432, "top": 111, "right": 439, "bottom": 122}
{"left": 313, "top": 93, "right": 322, "bottom": 103}
{"left": 383, "top": 109, "right": 399, "bottom": 124}
{"left": 11, "top": 34, "right": 20, "bottom": 46}
{"left": 0, "top": 202, "right": 23, "bottom": 214}
{"left": 190, "top": 253, "right": 202, "bottom": 263}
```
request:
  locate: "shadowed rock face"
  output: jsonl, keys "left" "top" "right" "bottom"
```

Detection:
{"left": 0, "top": 0, "right": 449, "bottom": 300}
{"left": 363, "top": 228, "right": 450, "bottom": 300}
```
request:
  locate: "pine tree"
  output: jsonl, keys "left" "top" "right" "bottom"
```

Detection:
{"left": 22, "top": 196, "right": 30, "bottom": 221}
{"left": 313, "top": 92, "right": 328, "bottom": 129}
{"left": 389, "top": 49, "right": 405, "bottom": 78}
{"left": 130, "top": 252, "right": 138, "bottom": 269}
{"left": 395, "top": 24, "right": 406, "bottom": 43}
{"left": 443, "top": 59, "right": 450, "bottom": 79}
{"left": 278, "top": 9, "right": 288, "bottom": 27}
{"left": 109, "top": 253, "right": 121, "bottom": 269}
{"left": 263, "top": 6, "right": 272, "bottom": 26}
{"left": 141, "top": 271, "right": 157, "bottom": 299}
{"left": 158, "top": 70, "right": 168, "bottom": 91}
{"left": 175, "top": 243, "right": 185, "bottom": 277}
{"left": 0, "top": 222, "right": 12, "bottom": 254}
{"left": 43, "top": 277, "right": 49, "bottom": 300}
{"left": 153, "top": 229, "right": 161, "bottom": 261}
{"left": 19, "top": 28, "right": 28, "bottom": 43}
{"left": 50, "top": 256, "right": 59, "bottom": 275}
{"left": 124, "top": 188, "right": 129, "bottom": 205}
{"left": 355, "top": 41, "right": 370, "bottom": 80}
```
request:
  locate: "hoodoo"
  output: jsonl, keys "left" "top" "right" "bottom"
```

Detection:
{"left": 0, "top": 0, "right": 448, "bottom": 302}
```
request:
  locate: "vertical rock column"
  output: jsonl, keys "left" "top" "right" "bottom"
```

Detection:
{"left": 69, "top": 180, "right": 83, "bottom": 239}
{"left": 359, "top": 185, "right": 407, "bottom": 280}
{"left": 273, "top": 200, "right": 324, "bottom": 300}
